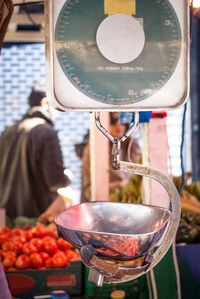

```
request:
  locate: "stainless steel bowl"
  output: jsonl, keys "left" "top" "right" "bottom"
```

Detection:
{"left": 55, "top": 201, "right": 171, "bottom": 261}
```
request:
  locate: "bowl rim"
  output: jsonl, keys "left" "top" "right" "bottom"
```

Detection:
{"left": 55, "top": 202, "right": 172, "bottom": 237}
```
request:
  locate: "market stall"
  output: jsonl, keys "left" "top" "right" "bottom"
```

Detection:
{"left": 0, "top": 0, "right": 200, "bottom": 299}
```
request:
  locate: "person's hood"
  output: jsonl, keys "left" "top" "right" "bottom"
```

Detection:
{"left": 22, "top": 107, "right": 54, "bottom": 126}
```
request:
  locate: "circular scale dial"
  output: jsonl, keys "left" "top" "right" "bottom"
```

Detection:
{"left": 55, "top": 0, "right": 182, "bottom": 106}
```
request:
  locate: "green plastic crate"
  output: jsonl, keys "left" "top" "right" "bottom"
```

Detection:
{"left": 6, "top": 260, "right": 83, "bottom": 298}
{"left": 84, "top": 266, "right": 148, "bottom": 299}
{"left": 84, "top": 246, "right": 181, "bottom": 299}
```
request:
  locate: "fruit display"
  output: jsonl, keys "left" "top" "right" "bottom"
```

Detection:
{"left": 0, "top": 225, "right": 79, "bottom": 271}
{"left": 109, "top": 175, "right": 142, "bottom": 204}
{"left": 173, "top": 174, "right": 200, "bottom": 213}
{"left": 176, "top": 212, "right": 200, "bottom": 244}
{"left": 173, "top": 174, "right": 200, "bottom": 244}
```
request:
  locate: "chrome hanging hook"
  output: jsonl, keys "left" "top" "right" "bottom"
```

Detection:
{"left": 95, "top": 111, "right": 140, "bottom": 169}
{"left": 112, "top": 138, "right": 121, "bottom": 170}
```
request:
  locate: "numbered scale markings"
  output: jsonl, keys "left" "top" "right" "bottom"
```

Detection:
{"left": 55, "top": 0, "right": 182, "bottom": 105}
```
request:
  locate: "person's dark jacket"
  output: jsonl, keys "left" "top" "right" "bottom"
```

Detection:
{"left": 0, "top": 107, "right": 69, "bottom": 219}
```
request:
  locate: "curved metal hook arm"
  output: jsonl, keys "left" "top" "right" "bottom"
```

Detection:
{"left": 110, "top": 161, "right": 181, "bottom": 283}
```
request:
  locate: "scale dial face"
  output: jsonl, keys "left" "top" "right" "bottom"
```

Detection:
{"left": 55, "top": 0, "right": 182, "bottom": 106}
{"left": 46, "top": 0, "right": 189, "bottom": 110}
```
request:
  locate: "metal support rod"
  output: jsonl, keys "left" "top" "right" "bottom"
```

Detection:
{"left": 110, "top": 161, "right": 181, "bottom": 283}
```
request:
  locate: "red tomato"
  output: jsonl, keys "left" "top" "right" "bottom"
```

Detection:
{"left": 11, "top": 241, "right": 23, "bottom": 254}
{"left": 40, "top": 251, "right": 50, "bottom": 261}
{"left": 2, "top": 255, "right": 16, "bottom": 268}
{"left": 52, "top": 251, "right": 68, "bottom": 268}
{"left": 0, "top": 227, "right": 11, "bottom": 235}
{"left": 46, "top": 230, "right": 58, "bottom": 239}
{"left": 1, "top": 241, "right": 12, "bottom": 252}
{"left": 55, "top": 249, "right": 66, "bottom": 255}
{"left": 42, "top": 235, "right": 58, "bottom": 245}
{"left": 22, "top": 243, "right": 38, "bottom": 255}
{"left": 12, "top": 228, "right": 23, "bottom": 236}
{"left": 12, "top": 236, "right": 26, "bottom": 244}
{"left": 32, "top": 225, "right": 48, "bottom": 238}
{"left": 24, "top": 230, "right": 34, "bottom": 241}
{"left": 30, "top": 253, "right": 43, "bottom": 268}
{"left": 44, "top": 257, "right": 53, "bottom": 269}
{"left": 0, "top": 234, "right": 9, "bottom": 246}
{"left": 43, "top": 238, "right": 58, "bottom": 255}
{"left": 6, "top": 251, "right": 17, "bottom": 258}
{"left": 30, "top": 238, "right": 44, "bottom": 251}
{"left": 65, "top": 249, "right": 79, "bottom": 260}
{"left": 57, "top": 238, "right": 71, "bottom": 251}
{"left": 23, "top": 224, "right": 31, "bottom": 230}
{"left": 15, "top": 255, "right": 31, "bottom": 270}
{"left": 42, "top": 236, "right": 52, "bottom": 242}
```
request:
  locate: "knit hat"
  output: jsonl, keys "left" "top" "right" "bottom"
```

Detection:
{"left": 28, "top": 82, "right": 46, "bottom": 107}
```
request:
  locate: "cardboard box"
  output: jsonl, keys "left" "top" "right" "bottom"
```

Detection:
{"left": 6, "top": 260, "right": 83, "bottom": 298}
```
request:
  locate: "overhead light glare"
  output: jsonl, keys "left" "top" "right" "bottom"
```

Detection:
{"left": 191, "top": 0, "right": 200, "bottom": 8}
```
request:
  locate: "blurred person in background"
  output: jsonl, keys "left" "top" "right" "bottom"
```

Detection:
{"left": 81, "top": 112, "right": 141, "bottom": 202}
{"left": 0, "top": 82, "right": 70, "bottom": 221}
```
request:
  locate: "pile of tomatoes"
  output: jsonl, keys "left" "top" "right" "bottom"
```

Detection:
{"left": 0, "top": 225, "right": 79, "bottom": 271}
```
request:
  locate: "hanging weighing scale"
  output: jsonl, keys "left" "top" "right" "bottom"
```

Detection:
{"left": 44, "top": 0, "right": 190, "bottom": 285}
{"left": 45, "top": 0, "right": 189, "bottom": 110}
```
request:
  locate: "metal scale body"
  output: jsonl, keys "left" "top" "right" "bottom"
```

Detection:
{"left": 45, "top": 0, "right": 190, "bottom": 285}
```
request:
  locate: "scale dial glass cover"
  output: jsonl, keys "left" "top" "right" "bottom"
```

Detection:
{"left": 45, "top": 0, "right": 189, "bottom": 111}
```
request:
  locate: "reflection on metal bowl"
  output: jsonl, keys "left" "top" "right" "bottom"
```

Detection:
{"left": 55, "top": 201, "right": 171, "bottom": 261}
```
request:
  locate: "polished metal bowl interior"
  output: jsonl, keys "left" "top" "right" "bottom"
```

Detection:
{"left": 55, "top": 202, "right": 171, "bottom": 261}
